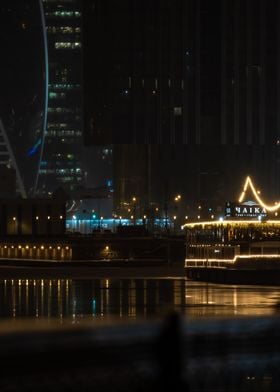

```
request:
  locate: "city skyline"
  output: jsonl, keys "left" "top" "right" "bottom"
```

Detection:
{"left": 0, "top": 0, "right": 280, "bottom": 220}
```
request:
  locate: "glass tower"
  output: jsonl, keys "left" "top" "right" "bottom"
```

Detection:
{"left": 38, "top": 0, "right": 84, "bottom": 196}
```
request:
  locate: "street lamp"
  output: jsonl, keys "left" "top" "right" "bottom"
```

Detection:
{"left": 132, "top": 197, "right": 137, "bottom": 225}
{"left": 173, "top": 215, "right": 177, "bottom": 232}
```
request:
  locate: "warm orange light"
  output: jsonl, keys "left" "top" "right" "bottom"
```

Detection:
{"left": 239, "top": 176, "right": 280, "bottom": 212}
{"left": 185, "top": 254, "right": 280, "bottom": 266}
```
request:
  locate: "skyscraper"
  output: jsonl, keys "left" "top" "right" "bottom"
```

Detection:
{"left": 38, "top": 0, "right": 84, "bottom": 196}
{"left": 83, "top": 0, "right": 280, "bottom": 219}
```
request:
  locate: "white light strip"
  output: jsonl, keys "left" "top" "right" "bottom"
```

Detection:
{"left": 185, "top": 254, "right": 280, "bottom": 265}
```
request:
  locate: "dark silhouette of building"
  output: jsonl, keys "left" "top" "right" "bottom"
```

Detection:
{"left": 83, "top": 0, "right": 280, "bottom": 219}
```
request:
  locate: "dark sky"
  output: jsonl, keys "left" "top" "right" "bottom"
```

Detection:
{"left": 0, "top": 0, "right": 45, "bottom": 192}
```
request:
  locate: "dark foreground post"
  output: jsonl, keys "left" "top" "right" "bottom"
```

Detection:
{"left": 155, "top": 312, "right": 187, "bottom": 392}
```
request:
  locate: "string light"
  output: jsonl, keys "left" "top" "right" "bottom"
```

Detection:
{"left": 239, "top": 176, "right": 280, "bottom": 212}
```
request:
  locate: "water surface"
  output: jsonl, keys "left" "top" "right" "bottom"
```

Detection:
{"left": 1, "top": 278, "right": 280, "bottom": 321}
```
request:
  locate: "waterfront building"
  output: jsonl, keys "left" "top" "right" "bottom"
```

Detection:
{"left": 0, "top": 197, "right": 65, "bottom": 236}
{"left": 184, "top": 176, "right": 280, "bottom": 284}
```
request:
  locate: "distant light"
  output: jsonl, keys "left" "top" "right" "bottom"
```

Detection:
{"left": 143, "top": 215, "right": 147, "bottom": 219}
{"left": 219, "top": 217, "right": 224, "bottom": 222}
{"left": 12, "top": 217, "right": 16, "bottom": 221}
{"left": 211, "top": 215, "right": 214, "bottom": 219}
{"left": 73, "top": 215, "right": 77, "bottom": 220}
{"left": 47, "top": 216, "right": 51, "bottom": 220}
{"left": 185, "top": 216, "right": 188, "bottom": 220}
{"left": 60, "top": 215, "right": 63, "bottom": 219}
{"left": 36, "top": 216, "right": 39, "bottom": 220}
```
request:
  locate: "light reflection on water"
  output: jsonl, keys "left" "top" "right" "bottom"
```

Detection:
{"left": 1, "top": 278, "right": 280, "bottom": 320}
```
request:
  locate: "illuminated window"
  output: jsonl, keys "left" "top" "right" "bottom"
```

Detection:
{"left": 174, "top": 107, "right": 182, "bottom": 116}
{"left": 55, "top": 42, "right": 81, "bottom": 49}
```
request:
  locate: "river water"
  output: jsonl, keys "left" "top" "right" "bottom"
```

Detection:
{"left": 1, "top": 277, "right": 280, "bottom": 320}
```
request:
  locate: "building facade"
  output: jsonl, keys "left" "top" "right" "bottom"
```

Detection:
{"left": 38, "top": 0, "right": 84, "bottom": 196}
{"left": 83, "top": 0, "right": 280, "bottom": 222}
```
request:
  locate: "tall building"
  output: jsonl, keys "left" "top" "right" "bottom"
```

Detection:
{"left": 83, "top": 0, "right": 280, "bottom": 220}
{"left": 83, "top": 0, "right": 186, "bottom": 144}
{"left": 38, "top": 0, "right": 84, "bottom": 196}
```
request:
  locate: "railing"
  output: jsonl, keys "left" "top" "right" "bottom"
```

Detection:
{"left": 185, "top": 254, "right": 280, "bottom": 269}
{"left": 185, "top": 258, "right": 235, "bottom": 268}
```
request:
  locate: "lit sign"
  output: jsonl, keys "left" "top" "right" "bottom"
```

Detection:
{"left": 225, "top": 201, "right": 267, "bottom": 218}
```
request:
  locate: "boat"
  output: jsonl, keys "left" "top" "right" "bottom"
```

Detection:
{"left": 184, "top": 177, "right": 280, "bottom": 285}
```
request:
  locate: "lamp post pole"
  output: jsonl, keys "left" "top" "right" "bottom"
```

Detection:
{"left": 132, "top": 197, "right": 136, "bottom": 225}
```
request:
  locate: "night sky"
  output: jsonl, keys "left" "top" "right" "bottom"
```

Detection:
{"left": 0, "top": 1, "right": 45, "bottom": 192}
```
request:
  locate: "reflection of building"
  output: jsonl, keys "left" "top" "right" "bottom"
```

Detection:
{"left": 38, "top": 0, "right": 84, "bottom": 195}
